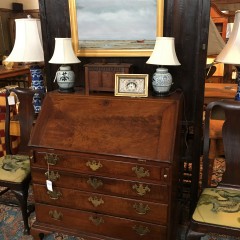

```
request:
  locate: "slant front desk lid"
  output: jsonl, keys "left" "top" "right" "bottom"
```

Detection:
{"left": 29, "top": 92, "right": 182, "bottom": 161}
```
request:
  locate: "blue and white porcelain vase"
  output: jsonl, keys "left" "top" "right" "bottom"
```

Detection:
{"left": 56, "top": 65, "right": 75, "bottom": 92}
{"left": 152, "top": 68, "right": 172, "bottom": 95}
{"left": 30, "top": 65, "right": 45, "bottom": 113}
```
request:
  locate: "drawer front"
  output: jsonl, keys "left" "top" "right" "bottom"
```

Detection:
{"left": 32, "top": 150, "right": 170, "bottom": 183}
{"left": 31, "top": 168, "right": 169, "bottom": 202}
{"left": 33, "top": 184, "right": 168, "bottom": 225}
{"left": 35, "top": 203, "right": 167, "bottom": 240}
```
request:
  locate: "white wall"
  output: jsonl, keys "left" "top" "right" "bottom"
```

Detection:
{"left": 0, "top": 0, "right": 39, "bottom": 10}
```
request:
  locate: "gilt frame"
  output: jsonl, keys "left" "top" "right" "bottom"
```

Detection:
{"left": 68, "top": 0, "right": 164, "bottom": 57}
{"left": 115, "top": 74, "right": 149, "bottom": 97}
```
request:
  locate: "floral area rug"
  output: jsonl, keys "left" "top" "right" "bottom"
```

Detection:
{"left": 0, "top": 201, "right": 239, "bottom": 240}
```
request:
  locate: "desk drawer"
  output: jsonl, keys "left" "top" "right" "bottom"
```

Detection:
{"left": 32, "top": 150, "right": 170, "bottom": 183}
{"left": 33, "top": 184, "right": 168, "bottom": 225}
{"left": 35, "top": 203, "right": 167, "bottom": 240}
{"left": 31, "top": 168, "right": 169, "bottom": 202}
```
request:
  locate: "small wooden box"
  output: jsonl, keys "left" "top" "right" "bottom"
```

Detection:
{"left": 84, "top": 63, "right": 132, "bottom": 95}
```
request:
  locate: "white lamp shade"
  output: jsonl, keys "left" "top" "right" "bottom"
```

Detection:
{"left": 216, "top": 10, "right": 240, "bottom": 65}
{"left": 6, "top": 18, "right": 44, "bottom": 62}
{"left": 49, "top": 38, "right": 80, "bottom": 64}
{"left": 146, "top": 37, "right": 181, "bottom": 66}
{"left": 226, "top": 23, "right": 234, "bottom": 39}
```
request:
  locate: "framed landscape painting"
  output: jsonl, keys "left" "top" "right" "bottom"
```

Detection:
{"left": 69, "top": 0, "right": 164, "bottom": 57}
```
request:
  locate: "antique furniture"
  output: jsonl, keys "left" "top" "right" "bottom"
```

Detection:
{"left": 84, "top": 63, "right": 132, "bottom": 95}
{"left": 186, "top": 100, "right": 240, "bottom": 239}
{"left": 210, "top": 3, "right": 229, "bottom": 41}
{"left": 204, "top": 83, "right": 237, "bottom": 105}
{"left": 0, "top": 88, "right": 44, "bottom": 234}
{"left": 0, "top": 65, "right": 31, "bottom": 87}
{"left": 29, "top": 90, "right": 183, "bottom": 240}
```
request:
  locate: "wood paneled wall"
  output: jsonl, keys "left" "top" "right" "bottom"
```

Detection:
{"left": 39, "top": 0, "right": 211, "bottom": 213}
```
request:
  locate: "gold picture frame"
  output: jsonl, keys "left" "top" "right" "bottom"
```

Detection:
{"left": 68, "top": 0, "right": 164, "bottom": 57}
{"left": 115, "top": 74, "right": 149, "bottom": 97}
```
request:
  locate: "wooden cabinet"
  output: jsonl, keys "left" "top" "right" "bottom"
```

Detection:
{"left": 84, "top": 63, "right": 132, "bottom": 95}
{"left": 29, "top": 91, "right": 183, "bottom": 240}
{"left": 210, "top": 3, "right": 229, "bottom": 41}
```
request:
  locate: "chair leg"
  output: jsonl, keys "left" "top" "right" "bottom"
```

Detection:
{"left": 12, "top": 187, "right": 30, "bottom": 235}
{"left": 185, "top": 226, "right": 205, "bottom": 240}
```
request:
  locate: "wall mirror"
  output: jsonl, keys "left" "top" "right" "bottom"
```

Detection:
{"left": 68, "top": 0, "right": 164, "bottom": 57}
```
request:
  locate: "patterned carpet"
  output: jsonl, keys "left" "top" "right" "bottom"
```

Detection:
{"left": 0, "top": 197, "right": 239, "bottom": 240}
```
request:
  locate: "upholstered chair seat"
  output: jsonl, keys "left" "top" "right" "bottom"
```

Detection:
{"left": 0, "top": 155, "right": 30, "bottom": 182}
{"left": 193, "top": 188, "right": 240, "bottom": 229}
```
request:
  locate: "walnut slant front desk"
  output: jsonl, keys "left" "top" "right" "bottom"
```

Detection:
{"left": 29, "top": 91, "right": 183, "bottom": 240}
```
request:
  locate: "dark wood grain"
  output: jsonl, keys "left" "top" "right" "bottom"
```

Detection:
{"left": 29, "top": 91, "right": 183, "bottom": 240}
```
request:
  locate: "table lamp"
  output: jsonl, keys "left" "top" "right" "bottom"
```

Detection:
{"left": 215, "top": 10, "right": 240, "bottom": 101}
{"left": 49, "top": 38, "right": 80, "bottom": 93}
{"left": 146, "top": 37, "right": 181, "bottom": 96}
{"left": 5, "top": 17, "right": 45, "bottom": 113}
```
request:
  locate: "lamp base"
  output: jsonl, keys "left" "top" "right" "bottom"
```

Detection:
{"left": 58, "top": 87, "right": 75, "bottom": 93}
{"left": 152, "top": 91, "right": 170, "bottom": 97}
{"left": 235, "top": 66, "right": 240, "bottom": 101}
{"left": 30, "top": 65, "right": 45, "bottom": 113}
{"left": 152, "top": 67, "right": 173, "bottom": 97}
{"left": 56, "top": 65, "right": 75, "bottom": 93}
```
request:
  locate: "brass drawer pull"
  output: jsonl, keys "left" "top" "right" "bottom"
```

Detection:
{"left": 133, "top": 225, "right": 150, "bottom": 236}
{"left": 132, "top": 183, "right": 150, "bottom": 196}
{"left": 89, "top": 215, "right": 104, "bottom": 226}
{"left": 47, "top": 190, "right": 62, "bottom": 200}
{"left": 132, "top": 166, "right": 150, "bottom": 179}
{"left": 87, "top": 178, "right": 103, "bottom": 189}
{"left": 45, "top": 171, "right": 60, "bottom": 182}
{"left": 133, "top": 203, "right": 150, "bottom": 215}
{"left": 45, "top": 153, "right": 59, "bottom": 165}
{"left": 88, "top": 196, "right": 104, "bottom": 207}
{"left": 49, "top": 210, "right": 63, "bottom": 221}
{"left": 86, "top": 160, "right": 102, "bottom": 171}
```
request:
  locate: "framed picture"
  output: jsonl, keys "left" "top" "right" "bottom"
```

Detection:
{"left": 68, "top": 0, "right": 164, "bottom": 57}
{"left": 115, "top": 74, "right": 149, "bottom": 97}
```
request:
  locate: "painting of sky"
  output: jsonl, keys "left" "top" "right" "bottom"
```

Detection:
{"left": 76, "top": 0, "right": 156, "bottom": 41}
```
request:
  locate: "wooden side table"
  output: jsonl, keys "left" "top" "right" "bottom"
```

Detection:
{"left": 204, "top": 83, "right": 237, "bottom": 105}
{"left": 84, "top": 63, "right": 132, "bottom": 95}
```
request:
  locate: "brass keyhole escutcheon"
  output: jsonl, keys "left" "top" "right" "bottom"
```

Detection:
{"left": 132, "top": 166, "right": 150, "bottom": 179}
{"left": 89, "top": 215, "right": 104, "bottom": 226}
{"left": 45, "top": 153, "right": 59, "bottom": 165}
{"left": 87, "top": 178, "right": 103, "bottom": 189}
{"left": 88, "top": 196, "right": 104, "bottom": 207}
{"left": 49, "top": 210, "right": 63, "bottom": 221}
{"left": 47, "top": 190, "right": 62, "bottom": 200}
{"left": 133, "top": 202, "right": 150, "bottom": 215}
{"left": 86, "top": 160, "right": 103, "bottom": 171}
{"left": 132, "top": 183, "right": 150, "bottom": 196}
{"left": 45, "top": 171, "right": 60, "bottom": 182}
{"left": 133, "top": 225, "right": 150, "bottom": 236}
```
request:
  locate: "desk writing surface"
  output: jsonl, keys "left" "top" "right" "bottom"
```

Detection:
{"left": 29, "top": 91, "right": 183, "bottom": 161}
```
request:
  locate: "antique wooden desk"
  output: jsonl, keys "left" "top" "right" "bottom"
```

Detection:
{"left": 0, "top": 65, "right": 31, "bottom": 87}
{"left": 29, "top": 90, "right": 183, "bottom": 240}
